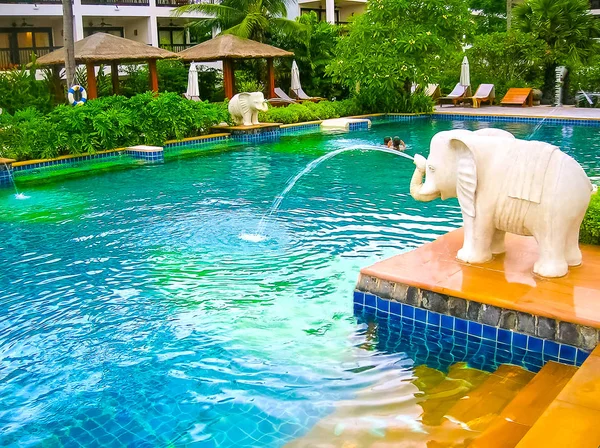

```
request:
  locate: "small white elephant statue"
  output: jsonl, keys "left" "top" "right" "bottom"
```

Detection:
{"left": 410, "top": 128, "right": 593, "bottom": 278}
{"left": 228, "top": 92, "right": 269, "bottom": 126}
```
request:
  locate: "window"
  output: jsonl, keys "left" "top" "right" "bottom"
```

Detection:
{"left": 0, "top": 28, "right": 54, "bottom": 67}
{"left": 84, "top": 27, "right": 124, "bottom": 38}
{"left": 300, "top": 8, "right": 340, "bottom": 23}
{"left": 158, "top": 27, "right": 187, "bottom": 51}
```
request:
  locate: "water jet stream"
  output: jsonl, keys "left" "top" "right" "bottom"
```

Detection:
{"left": 240, "top": 145, "right": 414, "bottom": 242}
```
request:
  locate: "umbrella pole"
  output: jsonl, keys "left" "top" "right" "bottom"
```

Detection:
{"left": 111, "top": 62, "right": 120, "bottom": 95}
{"left": 267, "top": 58, "right": 275, "bottom": 99}
{"left": 86, "top": 62, "right": 98, "bottom": 100}
{"left": 148, "top": 59, "right": 159, "bottom": 93}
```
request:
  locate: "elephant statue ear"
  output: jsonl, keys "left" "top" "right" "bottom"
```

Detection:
{"left": 449, "top": 136, "right": 478, "bottom": 218}
{"left": 238, "top": 92, "right": 251, "bottom": 116}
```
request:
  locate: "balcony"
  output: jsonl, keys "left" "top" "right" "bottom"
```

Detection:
{"left": 0, "top": 0, "right": 61, "bottom": 3}
{"left": 0, "top": 46, "right": 61, "bottom": 69}
{"left": 81, "top": 0, "right": 150, "bottom": 4}
{"left": 157, "top": 0, "right": 216, "bottom": 6}
{"left": 158, "top": 43, "right": 196, "bottom": 52}
{"left": 592, "top": 0, "right": 600, "bottom": 8}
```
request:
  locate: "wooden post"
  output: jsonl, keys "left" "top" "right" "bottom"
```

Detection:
{"left": 148, "top": 59, "right": 159, "bottom": 93}
{"left": 267, "top": 58, "right": 275, "bottom": 99}
{"left": 86, "top": 61, "right": 97, "bottom": 99}
{"left": 111, "top": 61, "right": 120, "bottom": 95}
{"left": 223, "top": 59, "right": 234, "bottom": 99}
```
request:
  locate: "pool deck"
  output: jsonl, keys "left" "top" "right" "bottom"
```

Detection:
{"left": 434, "top": 105, "right": 600, "bottom": 120}
{"left": 360, "top": 229, "right": 600, "bottom": 330}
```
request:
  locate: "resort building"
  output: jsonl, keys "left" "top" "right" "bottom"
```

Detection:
{"left": 0, "top": 0, "right": 210, "bottom": 69}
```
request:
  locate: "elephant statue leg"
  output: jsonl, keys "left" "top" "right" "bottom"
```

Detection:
{"left": 565, "top": 218, "right": 584, "bottom": 267}
{"left": 457, "top": 215, "right": 494, "bottom": 264}
{"left": 533, "top": 229, "right": 569, "bottom": 278}
{"left": 251, "top": 110, "right": 259, "bottom": 125}
{"left": 491, "top": 229, "right": 506, "bottom": 255}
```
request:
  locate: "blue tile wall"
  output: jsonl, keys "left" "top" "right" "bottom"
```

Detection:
{"left": 353, "top": 291, "right": 590, "bottom": 372}
{"left": 348, "top": 121, "right": 370, "bottom": 131}
{"left": 0, "top": 166, "right": 14, "bottom": 186}
{"left": 125, "top": 149, "right": 164, "bottom": 164}
{"left": 163, "top": 135, "right": 229, "bottom": 150}
{"left": 280, "top": 123, "right": 321, "bottom": 136}
{"left": 431, "top": 113, "right": 600, "bottom": 127}
{"left": 386, "top": 114, "right": 429, "bottom": 122}
{"left": 12, "top": 152, "right": 124, "bottom": 178}
{"left": 230, "top": 130, "right": 281, "bottom": 143}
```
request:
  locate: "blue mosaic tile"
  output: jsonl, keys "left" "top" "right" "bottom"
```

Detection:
{"left": 431, "top": 113, "right": 600, "bottom": 127}
{"left": 353, "top": 293, "right": 590, "bottom": 372}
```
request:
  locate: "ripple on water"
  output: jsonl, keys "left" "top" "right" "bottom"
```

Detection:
{"left": 0, "top": 120, "right": 598, "bottom": 447}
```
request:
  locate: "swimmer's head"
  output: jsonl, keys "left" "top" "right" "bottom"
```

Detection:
{"left": 384, "top": 136, "right": 392, "bottom": 145}
{"left": 393, "top": 136, "right": 401, "bottom": 148}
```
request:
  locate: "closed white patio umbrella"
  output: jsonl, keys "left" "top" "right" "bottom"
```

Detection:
{"left": 291, "top": 60, "right": 301, "bottom": 95}
{"left": 460, "top": 56, "right": 470, "bottom": 87}
{"left": 185, "top": 62, "right": 200, "bottom": 101}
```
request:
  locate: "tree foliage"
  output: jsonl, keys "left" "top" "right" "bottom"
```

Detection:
{"left": 326, "top": 0, "right": 471, "bottom": 112}
{"left": 270, "top": 12, "right": 348, "bottom": 99}
{"left": 513, "top": 0, "right": 600, "bottom": 66}
{"left": 174, "top": 0, "right": 302, "bottom": 43}
{"left": 467, "top": 30, "right": 548, "bottom": 98}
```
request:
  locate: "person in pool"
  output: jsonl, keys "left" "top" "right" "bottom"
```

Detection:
{"left": 392, "top": 136, "right": 406, "bottom": 151}
{"left": 383, "top": 136, "right": 392, "bottom": 148}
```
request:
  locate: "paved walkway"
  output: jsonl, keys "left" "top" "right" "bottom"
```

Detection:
{"left": 434, "top": 105, "right": 600, "bottom": 120}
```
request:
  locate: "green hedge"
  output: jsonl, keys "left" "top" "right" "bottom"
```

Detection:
{"left": 258, "top": 99, "right": 361, "bottom": 124}
{"left": 580, "top": 190, "right": 600, "bottom": 245}
{"left": 0, "top": 92, "right": 229, "bottom": 161}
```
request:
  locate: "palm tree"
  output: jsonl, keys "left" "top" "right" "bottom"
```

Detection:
{"left": 513, "top": 0, "right": 600, "bottom": 65}
{"left": 174, "top": 0, "right": 303, "bottom": 43}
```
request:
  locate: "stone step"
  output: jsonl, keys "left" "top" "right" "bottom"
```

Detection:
{"left": 468, "top": 361, "right": 578, "bottom": 448}
{"left": 441, "top": 364, "right": 535, "bottom": 433}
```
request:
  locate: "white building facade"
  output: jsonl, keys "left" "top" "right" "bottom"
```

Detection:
{"left": 0, "top": 0, "right": 211, "bottom": 69}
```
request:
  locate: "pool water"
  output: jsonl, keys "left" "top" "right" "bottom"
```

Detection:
{"left": 1, "top": 119, "right": 599, "bottom": 447}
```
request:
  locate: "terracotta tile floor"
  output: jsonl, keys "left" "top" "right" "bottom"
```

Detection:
{"left": 361, "top": 229, "right": 600, "bottom": 329}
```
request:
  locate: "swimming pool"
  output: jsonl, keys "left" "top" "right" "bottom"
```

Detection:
{"left": 1, "top": 119, "right": 599, "bottom": 447}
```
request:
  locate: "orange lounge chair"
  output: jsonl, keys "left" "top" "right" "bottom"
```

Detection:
{"left": 463, "top": 84, "right": 495, "bottom": 108}
{"left": 437, "top": 83, "right": 471, "bottom": 107}
{"left": 501, "top": 88, "right": 533, "bottom": 107}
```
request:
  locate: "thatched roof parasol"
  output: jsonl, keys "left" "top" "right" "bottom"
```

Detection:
{"left": 35, "top": 32, "right": 179, "bottom": 65}
{"left": 178, "top": 34, "right": 293, "bottom": 62}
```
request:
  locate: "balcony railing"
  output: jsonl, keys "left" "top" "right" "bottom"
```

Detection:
{"left": 0, "top": 0, "right": 61, "bottom": 3}
{"left": 592, "top": 0, "right": 600, "bottom": 8}
{"left": 0, "top": 46, "right": 61, "bottom": 69}
{"left": 158, "top": 43, "right": 196, "bottom": 52}
{"left": 81, "top": 0, "right": 149, "bottom": 4}
{"left": 157, "top": 0, "right": 216, "bottom": 6}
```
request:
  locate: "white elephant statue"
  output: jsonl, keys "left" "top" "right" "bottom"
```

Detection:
{"left": 410, "top": 128, "right": 593, "bottom": 278}
{"left": 228, "top": 92, "right": 269, "bottom": 126}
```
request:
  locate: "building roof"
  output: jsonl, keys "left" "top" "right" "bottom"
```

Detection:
{"left": 35, "top": 33, "right": 179, "bottom": 65}
{"left": 177, "top": 34, "right": 293, "bottom": 61}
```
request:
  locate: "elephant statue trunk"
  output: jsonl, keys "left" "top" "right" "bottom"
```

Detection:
{"left": 410, "top": 154, "right": 440, "bottom": 202}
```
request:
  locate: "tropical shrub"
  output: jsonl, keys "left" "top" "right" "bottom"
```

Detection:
{"left": 327, "top": 0, "right": 471, "bottom": 112}
{"left": 0, "top": 92, "right": 229, "bottom": 161}
{"left": 0, "top": 66, "right": 54, "bottom": 114}
{"left": 258, "top": 99, "right": 361, "bottom": 124}
{"left": 468, "top": 0, "right": 507, "bottom": 34}
{"left": 580, "top": 191, "right": 600, "bottom": 245}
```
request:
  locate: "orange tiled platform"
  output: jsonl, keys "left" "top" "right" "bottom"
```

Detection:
{"left": 360, "top": 228, "right": 600, "bottom": 329}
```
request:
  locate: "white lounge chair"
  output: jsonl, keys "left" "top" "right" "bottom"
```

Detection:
{"left": 464, "top": 84, "right": 495, "bottom": 108}
{"left": 438, "top": 83, "right": 470, "bottom": 107}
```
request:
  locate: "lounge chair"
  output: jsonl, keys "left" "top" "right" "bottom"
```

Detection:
{"left": 424, "top": 84, "right": 441, "bottom": 99}
{"left": 411, "top": 83, "right": 419, "bottom": 94}
{"left": 268, "top": 87, "right": 297, "bottom": 107}
{"left": 292, "top": 87, "right": 325, "bottom": 102}
{"left": 501, "top": 88, "right": 533, "bottom": 107}
{"left": 463, "top": 84, "right": 495, "bottom": 108}
{"left": 437, "top": 84, "right": 470, "bottom": 107}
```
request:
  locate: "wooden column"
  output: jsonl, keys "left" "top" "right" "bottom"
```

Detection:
{"left": 86, "top": 62, "right": 98, "bottom": 100}
{"left": 222, "top": 59, "right": 234, "bottom": 99}
{"left": 148, "top": 59, "right": 159, "bottom": 93}
{"left": 267, "top": 58, "right": 275, "bottom": 99}
{"left": 111, "top": 61, "right": 120, "bottom": 95}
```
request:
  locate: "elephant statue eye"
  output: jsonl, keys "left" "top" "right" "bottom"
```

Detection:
{"left": 428, "top": 165, "right": 435, "bottom": 173}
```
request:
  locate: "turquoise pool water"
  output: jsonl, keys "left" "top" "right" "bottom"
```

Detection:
{"left": 1, "top": 119, "right": 599, "bottom": 447}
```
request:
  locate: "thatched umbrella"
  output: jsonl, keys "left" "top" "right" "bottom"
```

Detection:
{"left": 178, "top": 34, "right": 293, "bottom": 99}
{"left": 35, "top": 33, "right": 179, "bottom": 100}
